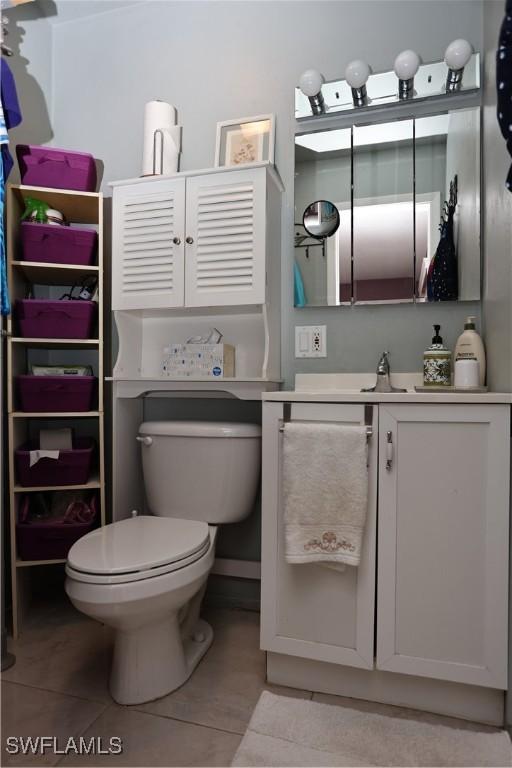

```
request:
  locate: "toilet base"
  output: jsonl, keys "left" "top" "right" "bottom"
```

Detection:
{"left": 109, "top": 617, "right": 213, "bottom": 705}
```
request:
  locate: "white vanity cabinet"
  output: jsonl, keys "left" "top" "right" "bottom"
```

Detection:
{"left": 261, "top": 402, "right": 378, "bottom": 669}
{"left": 261, "top": 397, "right": 511, "bottom": 723}
{"left": 377, "top": 404, "right": 510, "bottom": 689}
{"left": 112, "top": 165, "right": 271, "bottom": 311}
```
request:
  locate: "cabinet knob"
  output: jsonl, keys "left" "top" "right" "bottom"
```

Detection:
{"left": 173, "top": 237, "right": 181, "bottom": 245}
{"left": 186, "top": 236, "right": 194, "bottom": 245}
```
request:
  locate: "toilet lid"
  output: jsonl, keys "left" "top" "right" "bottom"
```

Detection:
{"left": 67, "top": 516, "right": 210, "bottom": 576}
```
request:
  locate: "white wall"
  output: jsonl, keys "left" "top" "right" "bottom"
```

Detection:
{"left": 480, "top": 0, "right": 512, "bottom": 732}
{"left": 4, "top": 1, "right": 54, "bottom": 183}
{"left": 482, "top": 0, "right": 512, "bottom": 393}
{"left": 41, "top": 0, "right": 483, "bottom": 385}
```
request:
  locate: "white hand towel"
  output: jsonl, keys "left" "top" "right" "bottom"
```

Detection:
{"left": 283, "top": 422, "right": 368, "bottom": 567}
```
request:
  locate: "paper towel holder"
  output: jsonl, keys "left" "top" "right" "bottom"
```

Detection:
{"left": 152, "top": 129, "right": 165, "bottom": 176}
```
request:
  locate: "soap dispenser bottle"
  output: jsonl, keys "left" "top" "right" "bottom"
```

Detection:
{"left": 454, "top": 316, "right": 486, "bottom": 386}
{"left": 423, "top": 325, "right": 452, "bottom": 387}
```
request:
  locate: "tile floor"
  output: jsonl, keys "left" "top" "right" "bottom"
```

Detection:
{"left": 1, "top": 599, "right": 310, "bottom": 767}
{"left": 2, "top": 599, "right": 507, "bottom": 767}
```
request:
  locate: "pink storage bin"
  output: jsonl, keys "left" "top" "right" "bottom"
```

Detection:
{"left": 15, "top": 438, "right": 95, "bottom": 487}
{"left": 21, "top": 222, "right": 97, "bottom": 266}
{"left": 15, "top": 299, "right": 97, "bottom": 339}
{"left": 17, "top": 375, "right": 97, "bottom": 413}
{"left": 16, "top": 494, "right": 99, "bottom": 560}
{"left": 16, "top": 145, "right": 97, "bottom": 192}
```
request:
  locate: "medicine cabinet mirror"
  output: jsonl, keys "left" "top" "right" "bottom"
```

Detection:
{"left": 294, "top": 106, "right": 480, "bottom": 307}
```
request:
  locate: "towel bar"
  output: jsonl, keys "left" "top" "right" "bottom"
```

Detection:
{"left": 278, "top": 403, "right": 373, "bottom": 437}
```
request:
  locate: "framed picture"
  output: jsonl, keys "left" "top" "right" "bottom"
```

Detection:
{"left": 215, "top": 114, "right": 275, "bottom": 168}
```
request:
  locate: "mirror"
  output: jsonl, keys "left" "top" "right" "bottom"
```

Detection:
{"left": 303, "top": 200, "right": 340, "bottom": 238}
{"left": 353, "top": 118, "right": 414, "bottom": 303}
{"left": 294, "top": 106, "right": 480, "bottom": 307}
{"left": 294, "top": 127, "right": 352, "bottom": 306}
{"left": 415, "top": 108, "right": 480, "bottom": 302}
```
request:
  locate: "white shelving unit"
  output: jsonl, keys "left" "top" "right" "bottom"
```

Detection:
{"left": 6, "top": 184, "right": 106, "bottom": 638}
{"left": 110, "top": 163, "right": 282, "bottom": 523}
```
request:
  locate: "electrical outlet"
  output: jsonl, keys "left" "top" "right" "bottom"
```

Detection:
{"left": 295, "top": 325, "right": 327, "bottom": 358}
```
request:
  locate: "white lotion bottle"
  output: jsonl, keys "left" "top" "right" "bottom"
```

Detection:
{"left": 454, "top": 316, "right": 486, "bottom": 386}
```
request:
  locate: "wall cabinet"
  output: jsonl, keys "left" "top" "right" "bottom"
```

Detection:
{"left": 261, "top": 401, "right": 510, "bottom": 700}
{"left": 110, "top": 163, "right": 282, "bottom": 384}
{"left": 112, "top": 166, "right": 268, "bottom": 311}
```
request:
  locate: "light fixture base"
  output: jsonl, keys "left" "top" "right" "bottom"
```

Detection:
{"left": 351, "top": 85, "right": 368, "bottom": 107}
{"left": 308, "top": 92, "right": 326, "bottom": 115}
{"left": 446, "top": 67, "right": 464, "bottom": 92}
{"left": 398, "top": 77, "right": 414, "bottom": 100}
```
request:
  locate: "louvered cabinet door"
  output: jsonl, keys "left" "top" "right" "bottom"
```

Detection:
{"left": 184, "top": 170, "right": 266, "bottom": 307}
{"left": 112, "top": 179, "right": 186, "bottom": 310}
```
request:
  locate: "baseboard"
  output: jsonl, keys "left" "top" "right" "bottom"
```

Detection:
{"left": 267, "top": 652, "right": 505, "bottom": 727}
{"left": 211, "top": 558, "right": 261, "bottom": 580}
{"left": 204, "top": 593, "right": 260, "bottom": 612}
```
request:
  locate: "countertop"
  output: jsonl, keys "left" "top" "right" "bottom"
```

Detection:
{"left": 262, "top": 373, "right": 512, "bottom": 404}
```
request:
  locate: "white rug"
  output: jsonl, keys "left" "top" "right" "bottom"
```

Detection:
{"left": 232, "top": 691, "right": 512, "bottom": 767}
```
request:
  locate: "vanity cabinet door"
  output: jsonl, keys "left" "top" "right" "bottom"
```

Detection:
{"left": 377, "top": 404, "right": 510, "bottom": 689}
{"left": 112, "top": 178, "right": 186, "bottom": 310}
{"left": 261, "top": 402, "right": 377, "bottom": 669}
{"left": 184, "top": 168, "right": 266, "bottom": 307}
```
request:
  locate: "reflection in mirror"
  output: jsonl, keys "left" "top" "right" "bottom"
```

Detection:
{"left": 415, "top": 108, "right": 480, "bottom": 301}
{"left": 303, "top": 200, "right": 340, "bottom": 238}
{"left": 294, "top": 128, "right": 351, "bottom": 306}
{"left": 352, "top": 119, "right": 414, "bottom": 303}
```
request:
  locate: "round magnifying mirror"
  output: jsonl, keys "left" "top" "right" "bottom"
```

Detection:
{"left": 303, "top": 200, "right": 340, "bottom": 239}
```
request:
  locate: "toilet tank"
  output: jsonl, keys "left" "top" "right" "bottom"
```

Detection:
{"left": 138, "top": 421, "right": 261, "bottom": 524}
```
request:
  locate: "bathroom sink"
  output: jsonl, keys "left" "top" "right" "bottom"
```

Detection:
{"left": 294, "top": 373, "right": 421, "bottom": 393}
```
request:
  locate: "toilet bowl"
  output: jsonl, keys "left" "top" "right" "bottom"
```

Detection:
{"left": 65, "top": 421, "right": 261, "bottom": 705}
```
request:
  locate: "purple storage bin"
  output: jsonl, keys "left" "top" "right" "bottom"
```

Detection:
{"left": 17, "top": 375, "right": 97, "bottom": 413}
{"left": 16, "top": 494, "right": 98, "bottom": 560}
{"left": 21, "top": 222, "right": 97, "bottom": 266}
{"left": 16, "top": 145, "right": 97, "bottom": 192}
{"left": 15, "top": 438, "right": 95, "bottom": 487}
{"left": 15, "top": 299, "right": 96, "bottom": 339}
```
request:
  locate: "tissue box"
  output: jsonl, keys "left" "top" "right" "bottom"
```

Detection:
{"left": 162, "top": 344, "right": 235, "bottom": 378}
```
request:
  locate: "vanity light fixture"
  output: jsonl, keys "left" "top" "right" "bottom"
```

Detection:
{"left": 444, "top": 39, "right": 473, "bottom": 92}
{"left": 345, "top": 59, "right": 371, "bottom": 106}
{"left": 299, "top": 69, "right": 326, "bottom": 115}
{"left": 394, "top": 49, "right": 421, "bottom": 99}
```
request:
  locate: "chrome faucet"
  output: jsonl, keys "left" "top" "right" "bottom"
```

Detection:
{"left": 361, "top": 351, "right": 406, "bottom": 393}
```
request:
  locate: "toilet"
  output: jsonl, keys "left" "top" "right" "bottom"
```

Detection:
{"left": 65, "top": 420, "right": 261, "bottom": 705}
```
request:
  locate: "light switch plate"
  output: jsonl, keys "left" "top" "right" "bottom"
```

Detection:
{"left": 295, "top": 325, "right": 327, "bottom": 358}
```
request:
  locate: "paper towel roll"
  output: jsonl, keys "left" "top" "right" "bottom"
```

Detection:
{"left": 142, "top": 100, "right": 182, "bottom": 176}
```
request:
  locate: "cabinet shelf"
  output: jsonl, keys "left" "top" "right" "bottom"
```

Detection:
{"left": 11, "top": 261, "right": 99, "bottom": 286}
{"left": 13, "top": 473, "right": 101, "bottom": 493}
{"left": 6, "top": 183, "right": 106, "bottom": 638}
{"left": 10, "top": 337, "right": 99, "bottom": 348}
{"left": 16, "top": 558, "right": 67, "bottom": 568}
{"left": 11, "top": 411, "right": 101, "bottom": 418}
{"left": 10, "top": 184, "right": 101, "bottom": 225}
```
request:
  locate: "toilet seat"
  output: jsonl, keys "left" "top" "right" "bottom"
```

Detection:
{"left": 66, "top": 516, "right": 211, "bottom": 586}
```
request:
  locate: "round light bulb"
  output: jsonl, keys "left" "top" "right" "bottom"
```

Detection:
{"left": 444, "top": 39, "right": 473, "bottom": 71}
{"left": 344, "top": 59, "right": 371, "bottom": 89}
{"left": 393, "top": 49, "right": 421, "bottom": 80}
{"left": 299, "top": 69, "right": 325, "bottom": 98}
